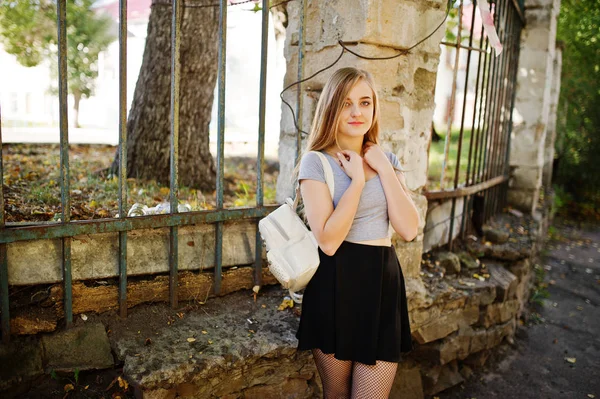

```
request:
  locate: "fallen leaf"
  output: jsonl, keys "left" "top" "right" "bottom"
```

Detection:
{"left": 587, "top": 394, "right": 595, "bottom": 398}
{"left": 64, "top": 383, "right": 75, "bottom": 392}
{"left": 118, "top": 376, "right": 129, "bottom": 390}
{"left": 208, "top": 340, "right": 213, "bottom": 344}
{"left": 564, "top": 357, "right": 576, "bottom": 364}
{"left": 187, "top": 337, "right": 196, "bottom": 343}
{"left": 201, "top": 330, "right": 208, "bottom": 335}
{"left": 278, "top": 298, "right": 294, "bottom": 311}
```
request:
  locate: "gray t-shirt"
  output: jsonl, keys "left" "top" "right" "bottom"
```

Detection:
{"left": 298, "top": 150, "right": 401, "bottom": 242}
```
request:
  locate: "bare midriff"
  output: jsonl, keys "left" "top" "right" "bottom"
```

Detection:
{"left": 346, "top": 236, "right": 392, "bottom": 247}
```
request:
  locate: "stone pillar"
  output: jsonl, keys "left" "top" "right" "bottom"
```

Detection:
{"left": 542, "top": 45, "right": 562, "bottom": 188}
{"left": 277, "top": 0, "right": 447, "bottom": 278}
{"left": 508, "top": 0, "right": 561, "bottom": 212}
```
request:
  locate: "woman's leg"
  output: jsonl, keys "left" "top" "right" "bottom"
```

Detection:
{"left": 350, "top": 360, "right": 398, "bottom": 399}
{"left": 312, "top": 349, "right": 353, "bottom": 399}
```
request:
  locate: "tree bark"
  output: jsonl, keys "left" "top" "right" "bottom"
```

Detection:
{"left": 112, "top": 0, "right": 219, "bottom": 192}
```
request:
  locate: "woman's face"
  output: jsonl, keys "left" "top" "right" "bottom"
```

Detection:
{"left": 336, "top": 79, "right": 374, "bottom": 141}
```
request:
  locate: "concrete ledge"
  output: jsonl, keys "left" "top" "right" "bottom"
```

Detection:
{"left": 8, "top": 220, "right": 262, "bottom": 285}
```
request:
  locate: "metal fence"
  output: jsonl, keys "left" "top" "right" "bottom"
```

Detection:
{"left": 0, "top": 0, "right": 524, "bottom": 344}
{"left": 425, "top": 0, "right": 524, "bottom": 249}
{"left": 0, "top": 0, "right": 284, "bottom": 344}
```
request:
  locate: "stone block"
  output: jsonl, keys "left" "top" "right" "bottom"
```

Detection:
{"left": 509, "top": 259, "right": 531, "bottom": 281}
{"left": 41, "top": 322, "right": 114, "bottom": 372}
{"left": 487, "top": 264, "right": 518, "bottom": 302}
{"left": 8, "top": 221, "right": 262, "bottom": 285}
{"left": 481, "top": 300, "right": 520, "bottom": 328}
{"left": 413, "top": 315, "right": 458, "bottom": 344}
{"left": 483, "top": 226, "right": 510, "bottom": 244}
{"left": 0, "top": 337, "right": 44, "bottom": 391}
{"left": 394, "top": 239, "right": 423, "bottom": 279}
{"left": 138, "top": 388, "right": 177, "bottom": 399}
{"left": 450, "top": 278, "right": 496, "bottom": 306}
{"left": 469, "top": 329, "right": 488, "bottom": 354}
{"left": 457, "top": 251, "right": 479, "bottom": 270}
{"left": 423, "top": 360, "right": 464, "bottom": 396}
{"left": 463, "top": 349, "right": 491, "bottom": 368}
{"left": 243, "top": 378, "right": 313, "bottom": 399}
{"left": 423, "top": 198, "right": 464, "bottom": 252}
{"left": 439, "top": 333, "right": 471, "bottom": 365}
{"left": 436, "top": 252, "right": 461, "bottom": 275}
{"left": 390, "top": 363, "right": 424, "bottom": 399}
{"left": 413, "top": 305, "right": 478, "bottom": 345}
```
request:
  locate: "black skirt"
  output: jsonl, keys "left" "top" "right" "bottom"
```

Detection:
{"left": 295, "top": 240, "right": 413, "bottom": 366}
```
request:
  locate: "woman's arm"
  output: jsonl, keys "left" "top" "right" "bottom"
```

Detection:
{"left": 300, "top": 150, "right": 365, "bottom": 256}
{"left": 378, "top": 166, "right": 419, "bottom": 241}
{"left": 363, "top": 144, "right": 420, "bottom": 241}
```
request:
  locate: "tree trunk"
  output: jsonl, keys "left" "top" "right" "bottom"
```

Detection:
{"left": 73, "top": 90, "right": 81, "bottom": 128}
{"left": 112, "top": 0, "right": 219, "bottom": 192}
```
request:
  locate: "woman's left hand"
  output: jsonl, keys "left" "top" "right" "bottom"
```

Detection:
{"left": 363, "top": 142, "right": 392, "bottom": 174}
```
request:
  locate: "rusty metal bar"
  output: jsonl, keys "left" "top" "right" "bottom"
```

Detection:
{"left": 484, "top": 0, "right": 505, "bottom": 220}
{"left": 0, "top": 105, "right": 9, "bottom": 343}
{"left": 254, "top": 0, "right": 270, "bottom": 287}
{"left": 214, "top": 0, "right": 228, "bottom": 295}
{"left": 57, "top": 0, "right": 72, "bottom": 327}
{"left": 118, "top": 0, "right": 128, "bottom": 318}
{"left": 425, "top": 175, "right": 508, "bottom": 200}
{"left": 440, "top": 41, "right": 487, "bottom": 54}
{"left": 0, "top": 207, "right": 277, "bottom": 244}
{"left": 168, "top": 0, "right": 183, "bottom": 309}
{"left": 449, "top": 2, "right": 478, "bottom": 248}
{"left": 440, "top": 4, "right": 463, "bottom": 190}
{"left": 473, "top": 37, "right": 491, "bottom": 185}
{"left": 460, "top": 10, "right": 488, "bottom": 238}
{"left": 477, "top": 33, "right": 496, "bottom": 187}
{"left": 511, "top": 0, "right": 525, "bottom": 23}
{"left": 295, "top": 0, "right": 306, "bottom": 164}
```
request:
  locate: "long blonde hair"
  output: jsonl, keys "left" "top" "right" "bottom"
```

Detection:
{"left": 305, "top": 67, "right": 381, "bottom": 153}
{"left": 292, "top": 68, "right": 381, "bottom": 183}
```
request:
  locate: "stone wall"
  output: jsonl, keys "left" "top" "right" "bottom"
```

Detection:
{"left": 543, "top": 45, "right": 563, "bottom": 188}
{"left": 276, "top": 0, "right": 447, "bottom": 280}
{"left": 509, "top": 0, "right": 561, "bottom": 212}
{"left": 0, "top": 211, "right": 546, "bottom": 399}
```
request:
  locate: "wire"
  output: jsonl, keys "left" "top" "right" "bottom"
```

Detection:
{"left": 281, "top": 0, "right": 454, "bottom": 138}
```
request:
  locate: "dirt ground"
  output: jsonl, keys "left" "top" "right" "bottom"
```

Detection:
{"left": 436, "top": 219, "right": 600, "bottom": 399}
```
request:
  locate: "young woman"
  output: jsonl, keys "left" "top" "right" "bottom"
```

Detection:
{"left": 295, "top": 67, "right": 420, "bottom": 398}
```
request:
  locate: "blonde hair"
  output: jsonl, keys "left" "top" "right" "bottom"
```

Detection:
{"left": 306, "top": 67, "right": 381, "bottom": 153}
{"left": 292, "top": 67, "right": 381, "bottom": 184}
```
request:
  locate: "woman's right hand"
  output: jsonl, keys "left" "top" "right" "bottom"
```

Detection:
{"left": 337, "top": 150, "right": 365, "bottom": 184}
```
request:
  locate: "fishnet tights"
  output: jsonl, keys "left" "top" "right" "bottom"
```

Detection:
{"left": 312, "top": 349, "right": 398, "bottom": 399}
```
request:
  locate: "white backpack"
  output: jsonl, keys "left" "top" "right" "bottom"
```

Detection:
{"left": 258, "top": 151, "right": 334, "bottom": 303}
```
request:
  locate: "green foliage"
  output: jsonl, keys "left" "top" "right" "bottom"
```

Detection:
{"left": 555, "top": 0, "right": 600, "bottom": 201}
{"left": 0, "top": 0, "right": 115, "bottom": 101}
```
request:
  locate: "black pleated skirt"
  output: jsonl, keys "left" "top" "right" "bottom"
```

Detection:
{"left": 295, "top": 240, "right": 413, "bottom": 366}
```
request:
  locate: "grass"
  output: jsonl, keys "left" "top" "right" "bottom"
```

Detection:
{"left": 428, "top": 126, "right": 474, "bottom": 191}
{"left": 3, "top": 144, "right": 279, "bottom": 223}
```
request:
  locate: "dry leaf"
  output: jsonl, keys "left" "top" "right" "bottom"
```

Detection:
{"left": 201, "top": 330, "right": 208, "bottom": 335}
{"left": 64, "top": 384, "right": 75, "bottom": 392}
{"left": 187, "top": 337, "right": 196, "bottom": 343}
{"left": 278, "top": 298, "right": 294, "bottom": 311}
{"left": 564, "top": 357, "right": 576, "bottom": 364}
{"left": 118, "top": 376, "right": 129, "bottom": 390}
